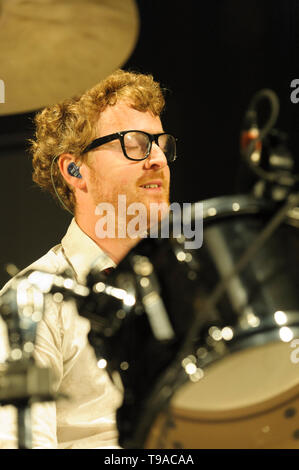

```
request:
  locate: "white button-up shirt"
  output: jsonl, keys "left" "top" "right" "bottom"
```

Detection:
{"left": 0, "top": 219, "right": 122, "bottom": 448}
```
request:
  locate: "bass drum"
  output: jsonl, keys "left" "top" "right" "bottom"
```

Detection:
{"left": 84, "top": 194, "right": 299, "bottom": 449}
{"left": 144, "top": 195, "right": 299, "bottom": 449}
{"left": 146, "top": 340, "right": 299, "bottom": 449}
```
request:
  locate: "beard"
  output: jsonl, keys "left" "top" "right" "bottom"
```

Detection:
{"left": 89, "top": 170, "right": 170, "bottom": 239}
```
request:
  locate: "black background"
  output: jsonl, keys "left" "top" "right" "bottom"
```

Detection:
{"left": 1, "top": 0, "right": 299, "bottom": 288}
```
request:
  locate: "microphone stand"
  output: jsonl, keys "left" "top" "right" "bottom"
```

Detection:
{"left": 0, "top": 277, "right": 57, "bottom": 449}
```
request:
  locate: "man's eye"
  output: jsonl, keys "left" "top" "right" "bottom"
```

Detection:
{"left": 101, "top": 141, "right": 121, "bottom": 151}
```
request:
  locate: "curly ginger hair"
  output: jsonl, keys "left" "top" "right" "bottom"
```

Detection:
{"left": 29, "top": 69, "right": 166, "bottom": 213}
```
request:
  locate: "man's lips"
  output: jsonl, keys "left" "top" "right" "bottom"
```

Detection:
{"left": 139, "top": 180, "right": 163, "bottom": 190}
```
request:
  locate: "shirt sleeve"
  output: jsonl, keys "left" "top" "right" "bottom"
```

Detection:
{"left": 0, "top": 285, "right": 122, "bottom": 449}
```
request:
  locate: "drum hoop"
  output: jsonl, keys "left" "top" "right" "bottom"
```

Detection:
{"left": 200, "top": 194, "right": 299, "bottom": 228}
{"left": 201, "top": 194, "right": 274, "bottom": 221}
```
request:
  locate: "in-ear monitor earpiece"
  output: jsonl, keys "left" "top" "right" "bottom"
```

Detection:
{"left": 67, "top": 162, "right": 82, "bottom": 178}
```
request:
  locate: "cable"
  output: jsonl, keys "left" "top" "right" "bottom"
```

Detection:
{"left": 247, "top": 88, "right": 280, "bottom": 138}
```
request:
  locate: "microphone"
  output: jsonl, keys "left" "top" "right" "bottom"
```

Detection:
{"left": 240, "top": 108, "right": 262, "bottom": 164}
{"left": 239, "top": 89, "right": 297, "bottom": 199}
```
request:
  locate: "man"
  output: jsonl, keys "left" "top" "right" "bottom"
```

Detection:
{"left": 0, "top": 69, "right": 176, "bottom": 448}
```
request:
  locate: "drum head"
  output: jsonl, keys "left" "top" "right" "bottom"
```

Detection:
{"left": 173, "top": 339, "right": 299, "bottom": 418}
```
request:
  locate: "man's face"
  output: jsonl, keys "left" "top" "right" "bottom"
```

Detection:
{"left": 83, "top": 101, "right": 171, "bottom": 232}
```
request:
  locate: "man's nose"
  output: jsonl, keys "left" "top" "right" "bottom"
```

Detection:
{"left": 143, "top": 143, "right": 168, "bottom": 169}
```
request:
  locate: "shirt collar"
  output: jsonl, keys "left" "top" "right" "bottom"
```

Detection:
{"left": 61, "top": 218, "right": 116, "bottom": 284}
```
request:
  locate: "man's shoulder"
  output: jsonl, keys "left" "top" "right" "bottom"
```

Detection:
{"left": 0, "top": 243, "right": 70, "bottom": 295}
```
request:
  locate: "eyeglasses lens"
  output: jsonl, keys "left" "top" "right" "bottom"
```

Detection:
{"left": 124, "top": 131, "right": 150, "bottom": 160}
{"left": 158, "top": 134, "right": 176, "bottom": 162}
{"left": 123, "top": 131, "right": 176, "bottom": 162}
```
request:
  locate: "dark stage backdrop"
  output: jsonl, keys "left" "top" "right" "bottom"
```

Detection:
{"left": 1, "top": 0, "right": 299, "bottom": 288}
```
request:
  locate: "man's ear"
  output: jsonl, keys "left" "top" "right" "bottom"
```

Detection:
{"left": 58, "top": 154, "right": 86, "bottom": 190}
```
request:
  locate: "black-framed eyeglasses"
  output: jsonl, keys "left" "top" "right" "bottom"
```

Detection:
{"left": 82, "top": 130, "right": 177, "bottom": 163}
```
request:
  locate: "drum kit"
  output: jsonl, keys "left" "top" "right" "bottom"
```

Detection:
{"left": 1, "top": 0, "right": 299, "bottom": 451}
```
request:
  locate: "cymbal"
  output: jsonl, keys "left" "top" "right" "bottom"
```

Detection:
{"left": 0, "top": 0, "right": 139, "bottom": 116}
